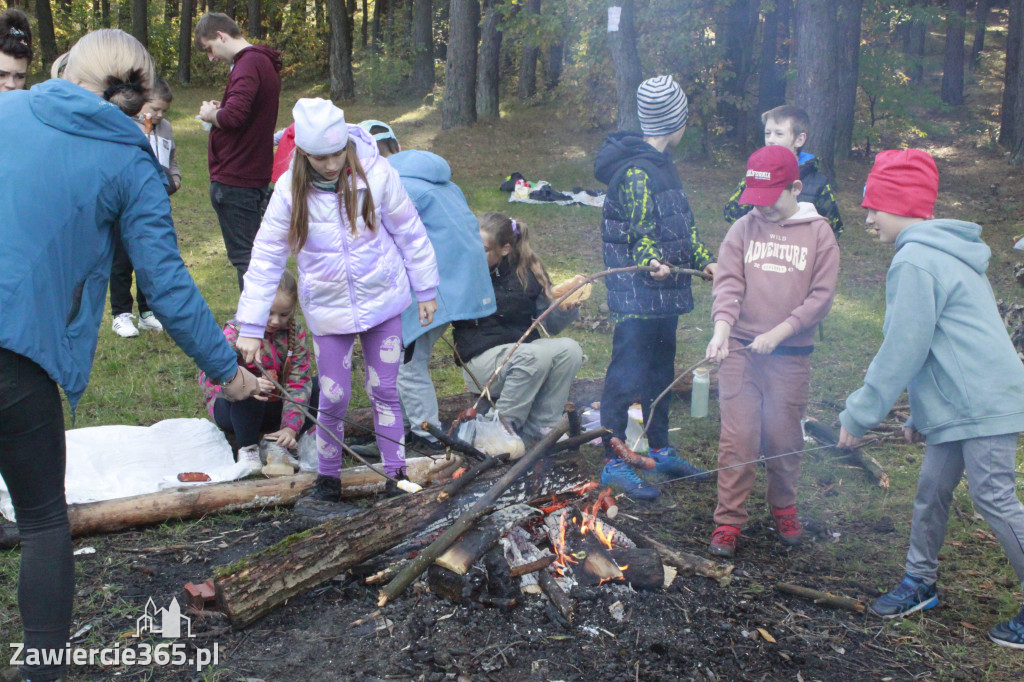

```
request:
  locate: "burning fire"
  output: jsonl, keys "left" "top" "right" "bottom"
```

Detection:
{"left": 537, "top": 480, "right": 600, "bottom": 515}
{"left": 550, "top": 488, "right": 628, "bottom": 581}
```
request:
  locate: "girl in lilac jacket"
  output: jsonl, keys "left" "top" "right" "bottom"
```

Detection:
{"left": 236, "top": 98, "right": 439, "bottom": 504}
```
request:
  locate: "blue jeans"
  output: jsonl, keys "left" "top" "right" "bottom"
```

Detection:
{"left": 209, "top": 182, "right": 271, "bottom": 291}
{"left": 601, "top": 316, "right": 678, "bottom": 452}
{"left": 0, "top": 348, "right": 72, "bottom": 681}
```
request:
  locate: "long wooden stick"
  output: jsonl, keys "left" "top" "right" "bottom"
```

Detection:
{"left": 379, "top": 416, "right": 570, "bottom": 605}
{"left": 775, "top": 582, "right": 866, "bottom": 613}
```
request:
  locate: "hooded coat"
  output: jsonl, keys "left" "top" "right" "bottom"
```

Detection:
{"left": 388, "top": 150, "right": 496, "bottom": 344}
{"left": 840, "top": 220, "right": 1024, "bottom": 443}
{"left": 594, "top": 131, "right": 714, "bottom": 317}
{"left": 0, "top": 79, "right": 238, "bottom": 407}
{"left": 236, "top": 125, "right": 439, "bottom": 338}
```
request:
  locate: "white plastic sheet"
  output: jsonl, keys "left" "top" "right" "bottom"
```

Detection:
{"left": 0, "top": 418, "right": 246, "bottom": 521}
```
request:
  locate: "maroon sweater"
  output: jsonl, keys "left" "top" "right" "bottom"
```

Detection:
{"left": 208, "top": 45, "right": 282, "bottom": 188}
{"left": 712, "top": 203, "right": 839, "bottom": 348}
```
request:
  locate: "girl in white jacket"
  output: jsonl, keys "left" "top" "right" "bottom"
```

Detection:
{"left": 236, "top": 98, "right": 439, "bottom": 504}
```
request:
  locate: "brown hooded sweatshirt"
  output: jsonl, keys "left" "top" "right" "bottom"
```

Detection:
{"left": 712, "top": 202, "right": 839, "bottom": 349}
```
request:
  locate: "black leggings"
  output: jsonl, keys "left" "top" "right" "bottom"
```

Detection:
{"left": 212, "top": 378, "right": 319, "bottom": 447}
{"left": 0, "top": 348, "right": 73, "bottom": 682}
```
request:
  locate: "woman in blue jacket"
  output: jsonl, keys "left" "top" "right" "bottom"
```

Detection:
{"left": 0, "top": 30, "right": 259, "bottom": 682}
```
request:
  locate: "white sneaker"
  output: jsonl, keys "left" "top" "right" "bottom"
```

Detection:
{"left": 138, "top": 312, "right": 163, "bottom": 332}
{"left": 237, "top": 444, "right": 263, "bottom": 476}
{"left": 112, "top": 313, "right": 139, "bottom": 338}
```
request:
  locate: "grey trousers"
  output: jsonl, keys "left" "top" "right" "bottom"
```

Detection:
{"left": 906, "top": 433, "right": 1024, "bottom": 589}
{"left": 462, "top": 338, "right": 584, "bottom": 439}
{"left": 397, "top": 324, "right": 448, "bottom": 439}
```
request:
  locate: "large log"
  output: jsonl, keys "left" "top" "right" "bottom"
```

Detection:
{"left": 631, "top": 531, "right": 734, "bottom": 586}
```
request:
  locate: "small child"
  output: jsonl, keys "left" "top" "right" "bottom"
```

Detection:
{"left": 594, "top": 75, "right": 715, "bottom": 501}
{"left": 110, "top": 78, "right": 181, "bottom": 338}
{"left": 837, "top": 149, "right": 1024, "bottom": 648}
{"left": 705, "top": 145, "right": 839, "bottom": 558}
{"left": 235, "top": 98, "right": 439, "bottom": 505}
{"left": 200, "top": 271, "right": 315, "bottom": 474}
{"left": 723, "top": 105, "right": 843, "bottom": 238}
{"left": 452, "top": 213, "right": 583, "bottom": 443}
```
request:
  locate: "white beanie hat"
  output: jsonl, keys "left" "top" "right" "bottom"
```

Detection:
{"left": 292, "top": 98, "right": 348, "bottom": 155}
{"left": 637, "top": 75, "right": 688, "bottom": 137}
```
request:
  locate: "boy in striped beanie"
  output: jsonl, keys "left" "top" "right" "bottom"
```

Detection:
{"left": 593, "top": 75, "right": 717, "bottom": 500}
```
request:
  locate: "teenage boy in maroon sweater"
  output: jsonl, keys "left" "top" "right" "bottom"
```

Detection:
{"left": 704, "top": 145, "right": 840, "bottom": 558}
{"left": 195, "top": 12, "right": 282, "bottom": 291}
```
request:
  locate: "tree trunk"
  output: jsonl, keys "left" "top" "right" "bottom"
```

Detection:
{"left": 34, "top": 0, "right": 58, "bottom": 68}
{"left": 758, "top": 0, "right": 789, "bottom": 114}
{"left": 794, "top": 0, "right": 839, "bottom": 180}
{"left": 719, "top": 0, "right": 758, "bottom": 141}
{"left": 117, "top": 0, "right": 130, "bottom": 31}
{"left": 346, "top": 0, "right": 356, "bottom": 55}
{"left": 477, "top": 0, "right": 502, "bottom": 116}
{"left": 248, "top": 0, "right": 262, "bottom": 38}
{"left": 101, "top": 0, "right": 110, "bottom": 27}
{"left": 546, "top": 40, "right": 563, "bottom": 90}
{"left": 327, "top": 0, "right": 355, "bottom": 100}
{"left": 941, "top": 0, "right": 967, "bottom": 105}
{"left": 412, "top": 0, "right": 434, "bottom": 95}
{"left": 177, "top": 0, "right": 194, "bottom": 83}
{"left": 608, "top": 0, "right": 642, "bottom": 132}
{"left": 132, "top": 0, "right": 148, "bottom": 47}
{"left": 164, "top": 0, "right": 178, "bottom": 23}
{"left": 361, "top": 0, "right": 368, "bottom": 46}
{"left": 372, "top": 0, "right": 387, "bottom": 51}
{"left": 442, "top": 0, "right": 479, "bottom": 129}
{"left": 834, "top": 0, "right": 863, "bottom": 160}
{"left": 224, "top": 0, "right": 236, "bottom": 19}
{"left": 971, "top": 0, "right": 990, "bottom": 68}
{"left": 1009, "top": 3, "right": 1024, "bottom": 163}
{"left": 902, "top": 0, "right": 928, "bottom": 85}
{"left": 1002, "top": 0, "right": 1023, "bottom": 148}
{"left": 517, "top": 0, "right": 540, "bottom": 100}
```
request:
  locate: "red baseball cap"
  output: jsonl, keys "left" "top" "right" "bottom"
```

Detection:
{"left": 739, "top": 145, "right": 801, "bottom": 206}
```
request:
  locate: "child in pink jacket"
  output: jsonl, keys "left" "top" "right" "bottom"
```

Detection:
{"left": 235, "top": 98, "right": 439, "bottom": 506}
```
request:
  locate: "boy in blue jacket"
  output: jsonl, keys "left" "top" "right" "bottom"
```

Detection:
{"left": 838, "top": 149, "right": 1024, "bottom": 648}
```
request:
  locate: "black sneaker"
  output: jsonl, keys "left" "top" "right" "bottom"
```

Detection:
{"left": 406, "top": 431, "right": 446, "bottom": 453}
{"left": 294, "top": 475, "right": 359, "bottom": 525}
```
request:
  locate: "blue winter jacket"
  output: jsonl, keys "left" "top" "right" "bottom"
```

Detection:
{"left": 840, "top": 219, "right": 1024, "bottom": 444}
{"left": 388, "top": 150, "right": 496, "bottom": 344}
{"left": 0, "top": 79, "right": 238, "bottom": 408}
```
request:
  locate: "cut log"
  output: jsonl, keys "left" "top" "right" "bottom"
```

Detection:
{"left": 434, "top": 504, "right": 539, "bottom": 574}
{"left": 537, "top": 570, "right": 574, "bottom": 624}
{"left": 336, "top": 455, "right": 464, "bottom": 497}
{"left": 775, "top": 582, "right": 866, "bottom": 613}
{"left": 609, "top": 548, "right": 664, "bottom": 590}
{"left": 631, "top": 531, "right": 734, "bottom": 586}
{"left": 804, "top": 419, "right": 890, "bottom": 489}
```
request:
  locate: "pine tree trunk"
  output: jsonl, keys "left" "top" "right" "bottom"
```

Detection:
{"left": 971, "top": 0, "right": 990, "bottom": 68}
{"left": 608, "top": 0, "right": 642, "bottom": 132}
{"left": 941, "top": 0, "right": 967, "bottom": 105}
{"left": 224, "top": 0, "right": 236, "bottom": 19}
{"left": 719, "top": 0, "right": 757, "bottom": 141}
{"left": 34, "top": 0, "right": 58, "bottom": 68}
{"left": 546, "top": 39, "right": 563, "bottom": 90}
{"left": 1008, "top": 1, "right": 1024, "bottom": 156}
{"left": 132, "top": 0, "right": 148, "bottom": 47}
{"left": 101, "top": 0, "right": 110, "bottom": 27}
{"left": 794, "top": 0, "right": 838, "bottom": 179}
{"left": 412, "top": 0, "right": 434, "bottom": 95}
{"left": 902, "top": 0, "right": 927, "bottom": 85}
{"left": 834, "top": 0, "right": 863, "bottom": 160}
{"left": 248, "top": 0, "right": 261, "bottom": 38}
{"left": 361, "top": 0, "right": 368, "bottom": 46}
{"left": 346, "top": 0, "right": 356, "bottom": 54}
{"left": 372, "top": 0, "right": 387, "bottom": 52}
{"left": 517, "top": 0, "right": 540, "bottom": 100}
{"left": 442, "top": 0, "right": 479, "bottom": 129}
{"left": 118, "top": 0, "right": 131, "bottom": 31}
{"left": 327, "top": 0, "right": 355, "bottom": 100}
{"left": 178, "top": 0, "right": 194, "bottom": 83}
{"left": 477, "top": 0, "right": 502, "bottom": 117}
{"left": 758, "top": 0, "right": 788, "bottom": 113}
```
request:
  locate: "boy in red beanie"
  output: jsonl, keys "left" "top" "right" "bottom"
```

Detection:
{"left": 705, "top": 145, "right": 839, "bottom": 558}
{"left": 838, "top": 148, "right": 1024, "bottom": 648}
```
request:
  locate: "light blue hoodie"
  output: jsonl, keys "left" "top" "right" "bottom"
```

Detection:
{"left": 0, "top": 79, "right": 237, "bottom": 408}
{"left": 388, "top": 150, "right": 496, "bottom": 344}
{"left": 840, "top": 219, "right": 1024, "bottom": 444}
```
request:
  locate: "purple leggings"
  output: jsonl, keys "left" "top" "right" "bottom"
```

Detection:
{"left": 314, "top": 315, "right": 407, "bottom": 478}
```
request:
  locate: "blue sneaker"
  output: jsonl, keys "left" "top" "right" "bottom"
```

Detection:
{"left": 649, "top": 446, "right": 710, "bottom": 481}
{"left": 600, "top": 459, "right": 659, "bottom": 501}
{"left": 989, "top": 603, "right": 1024, "bottom": 649}
{"left": 870, "top": 574, "right": 938, "bottom": 618}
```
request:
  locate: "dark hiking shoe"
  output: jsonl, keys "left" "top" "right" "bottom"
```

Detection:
{"left": 381, "top": 470, "right": 421, "bottom": 498}
{"left": 989, "top": 603, "right": 1024, "bottom": 649}
{"left": 294, "top": 475, "right": 359, "bottom": 525}
{"left": 347, "top": 442, "right": 381, "bottom": 462}
{"left": 600, "top": 459, "right": 658, "bottom": 501}
{"left": 407, "top": 431, "right": 446, "bottom": 453}
{"left": 870, "top": 574, "right": 938, "bottom": 618}
{"left": 709, "top": 525, "right": 741, "bottom": 558}
{"left": 649, "top": 446, "right": 710, "bottom": 481}
{"left": 770, "top": 505, "right": 804, "bottom": 546}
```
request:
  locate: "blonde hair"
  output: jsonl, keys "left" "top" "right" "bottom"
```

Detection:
{"left": 63, "top": 29, "right": 154, "bottom": 117}
{"left": 479, "top": 212, "right": 552, "bottom": 295}
{"left": 289, "top": 141, "right": 377, "bottom": 253}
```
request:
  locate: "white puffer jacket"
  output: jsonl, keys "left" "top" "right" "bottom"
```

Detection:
{"left": 237, "top": 125, "right": 439, "bottom": 338}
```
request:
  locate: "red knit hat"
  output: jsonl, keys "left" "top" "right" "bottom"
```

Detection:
{"left": 862, "top": 149, "right": 939, "bottom": 219}
{"left": 739, "top": 145, "right": 800, "bottom": 206}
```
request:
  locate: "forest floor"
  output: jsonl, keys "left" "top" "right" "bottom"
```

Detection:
{"left": 4, "top": 52, "right": 1024, "bottom": 681}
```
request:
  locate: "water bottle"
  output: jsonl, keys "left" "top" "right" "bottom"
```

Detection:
{"left": 691, "top": 367, "right": 710, "bottom": 418}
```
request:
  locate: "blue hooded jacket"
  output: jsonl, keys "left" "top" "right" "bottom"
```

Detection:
{"left": 840, "top": 219, "right": 1024, "bottom": 444}
{"left": 388, "top": 150, "right": 496, "bottom": 344}
{"left": 0, "top": 79, "right": 238, "bottom": 408}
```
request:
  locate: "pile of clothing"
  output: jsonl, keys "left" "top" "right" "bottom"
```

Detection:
{"left": 500, "top": 172, "right": 605, "bottom": 208}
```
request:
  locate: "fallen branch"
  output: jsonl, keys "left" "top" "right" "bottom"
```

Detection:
{"left": 508, "top": 555, "right": 555, "bottom": 578}
{"left": 631, "top": 531, "right": 734, "bottom": 586}
{"left": 775, "top": 582, "right": 866, "bottom": 613}
{"left": 804, "top": 419, "right": 890, "bottom": 489}
{"left": 379, "top": 416, "right": 570, "bottom": 606}
{"left": 537, "top": 571, "right": 574, "bottom": 624}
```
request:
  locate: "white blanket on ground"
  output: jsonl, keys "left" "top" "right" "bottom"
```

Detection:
{"left": 0, "top": 418, "right": 248, "bottom": 522}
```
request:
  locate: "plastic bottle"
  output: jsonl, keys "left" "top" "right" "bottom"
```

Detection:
{"left": 691, "top": 367, "right": 710, "bottom": 418}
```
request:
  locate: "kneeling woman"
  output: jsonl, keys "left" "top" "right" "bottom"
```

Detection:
{"left": 454, "top": 212, "right": 584, "bottom": 443}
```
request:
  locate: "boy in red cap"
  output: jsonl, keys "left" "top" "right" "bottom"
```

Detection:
{"left": 838, "top": 149, "right": 1024, "bottom": 648}
{"left": 705, "top": 144, "right": 840, "bottom": 558}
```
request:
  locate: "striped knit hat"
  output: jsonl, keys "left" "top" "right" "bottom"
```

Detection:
{"left": 637, "top": 75, "right": 688, "bottom": 137}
